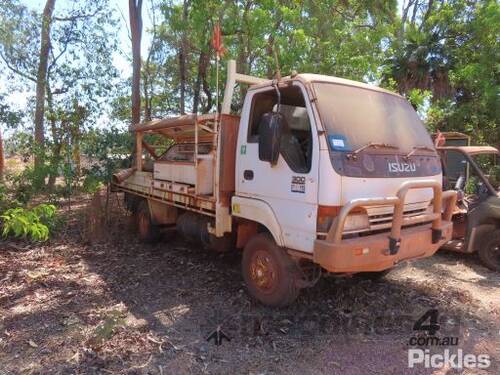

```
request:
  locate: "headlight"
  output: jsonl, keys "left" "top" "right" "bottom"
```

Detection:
{"left": 343, "top": 213, "right": 370, "bottom": 232}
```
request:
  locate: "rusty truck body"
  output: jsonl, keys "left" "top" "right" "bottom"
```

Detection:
{"left": 112, "top": 60, "right": 457, "bottom": 306}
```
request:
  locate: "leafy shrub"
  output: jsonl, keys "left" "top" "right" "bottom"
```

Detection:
{"left": 0, "top": 182, "right": 22, "bottom": 212}
{"left": 9, "top": 165, "right": 52, "bottom": 204}
{"left": 465, "top": 176, "right": 478, "bottom": 195}
{"left": 82, "top": 174, "right": 104, "bottom": 194}
{"left": 1, "top": 204, "right": 57, "bottom": 242}
{"left": 488, "top": 165, "right": 500, "bottom": 189}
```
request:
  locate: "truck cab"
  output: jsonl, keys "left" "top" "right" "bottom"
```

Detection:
{"left": 113, "top": 61, "right": 456, "bottom": 306}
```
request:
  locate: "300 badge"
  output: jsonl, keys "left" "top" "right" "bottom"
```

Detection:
{"left": 291, "top": 176, "right": 306, "bottom": 193}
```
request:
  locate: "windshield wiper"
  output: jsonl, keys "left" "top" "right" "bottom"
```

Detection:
{"left": 405, "top": 145, "right": 435, "bottom": 158}
{"left": 347, "top": 142, "right": 399, "bottom": 160}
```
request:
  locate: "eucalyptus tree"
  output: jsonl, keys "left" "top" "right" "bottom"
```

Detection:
{"left": 129, "top": 0, "right": 143, "bottom": 125}
{"left": 0, "top": 0, "right": 119, "bottom": 188}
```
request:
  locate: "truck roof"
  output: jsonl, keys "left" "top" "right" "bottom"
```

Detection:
{"left": 437, "top": 146, "right": 499, "bottom": 155}
{"left": 248, "top": 73, "right": 402, "bottom": 98}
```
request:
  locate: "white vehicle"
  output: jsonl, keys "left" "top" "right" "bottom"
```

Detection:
{"left": 112, "top": 60, "right": 457, "bottom": 306}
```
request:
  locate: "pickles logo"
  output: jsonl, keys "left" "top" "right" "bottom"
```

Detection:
{"left": 407, "top": 309, "right": 491, "bottom": 369}
{"left": 388, "top": 160, "right": 416, "bottom": 173}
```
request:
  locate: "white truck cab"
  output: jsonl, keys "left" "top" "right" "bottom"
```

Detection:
{"left": 113, "top": 61, "right": 456, "bottom": 306}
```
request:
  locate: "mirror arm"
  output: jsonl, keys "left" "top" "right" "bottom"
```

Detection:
{"left": 273, "top": 80, "right": 281, "bottom": 113}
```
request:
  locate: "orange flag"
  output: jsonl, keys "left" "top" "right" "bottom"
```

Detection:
{"left": 211, "top": 23, "right": 226, "bottom": 58}
{"left": 435, "top": 130, "right": 446, "bottom": 147}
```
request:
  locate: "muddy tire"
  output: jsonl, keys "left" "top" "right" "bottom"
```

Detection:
{"left": 478, "top": 230, "right": 500, "bottom": 272}
{"left": 242, "top": 233, "right": 300, "bottom": 307}
{"left": 136, "top": 201, "right": 161, "bottom": 243}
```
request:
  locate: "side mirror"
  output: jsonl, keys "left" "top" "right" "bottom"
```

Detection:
{"left": 258, "top": 112, "right": 284, "bottom": 165}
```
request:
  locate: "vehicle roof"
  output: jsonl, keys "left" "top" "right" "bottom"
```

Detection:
{"left": 248, "top": 73, "right": 402, "bottom": 98}
{"left": 437, "top": 146, "right": 499, "bottom": 155}
{"left": 298, "top": 73, "right": 402, "bottom": 97}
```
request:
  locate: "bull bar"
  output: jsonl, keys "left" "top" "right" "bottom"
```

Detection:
{"left": 314, "top": 181, "right": 457, "bottom": 273}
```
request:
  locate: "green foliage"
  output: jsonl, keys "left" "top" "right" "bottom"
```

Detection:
{"left": 465, "top": 176, "right": 479, "bottom": 195}
{"left": 488, "top": 165, "right": 500, "bottom": 189}
{"left": 0, "top": 0, "right": 498, "bottom": 202}
{"left": 0, "top": 0, "right": 120, "bottom": 196}
{"left": 82, "top": 174, "right": 104, "bottom": 195}
{"left": 1, "top": 204, "right": 57, "bottom": 242}
{"left": 80, "top": 126, "right": 133, "bottom": 186}
{"left": 383, "top": 0, "right": 499, "bottom": 146}
{"left": 0, "top": 93, "right": 22, "bottom": 128}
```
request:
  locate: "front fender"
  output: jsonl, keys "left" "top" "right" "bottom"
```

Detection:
{"left": 231, "top": 196, "right": 284, "bottom": 246}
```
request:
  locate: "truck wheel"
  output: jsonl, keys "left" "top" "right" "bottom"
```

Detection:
{"left": 242, "top": 233, "right": 300, "bottom": 307}
{"left": 136, "top": 201, "right": 161, "bottom": 243}
{"left": 478, "top": 230, "right": 500, "bottom": 272}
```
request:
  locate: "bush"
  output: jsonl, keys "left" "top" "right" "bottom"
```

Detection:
{"left": 489, "top": 165, "right": 500, "bottom": 189}
{"left": 9, "top": 165, "right": 50, "bottom": 204}
{"left": 82, "top": 173, "right": 104, "bottom": 195}
{"left": 1, "top": 204, "right": 57, "bottom": 242}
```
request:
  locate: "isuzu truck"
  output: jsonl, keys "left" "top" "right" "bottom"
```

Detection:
{"left": 112, "top": 60, "right": 457, "bottom": 306}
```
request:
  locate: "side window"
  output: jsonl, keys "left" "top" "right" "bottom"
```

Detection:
{"left": 443, "top": 150, "right": 468, "bottom": 189}
{"left": 248, "top": 85, "right": 313, "bottom": 173}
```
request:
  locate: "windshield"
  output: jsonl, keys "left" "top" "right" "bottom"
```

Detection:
{"left": 472, "top": 153, "right": 499, "bottom": 190}
{"left": 313, "top": 82, "right": 434, "bottom": 154}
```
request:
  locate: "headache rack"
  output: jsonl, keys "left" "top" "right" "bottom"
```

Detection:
{"left": 113, "top": 113, "right": 240, "bottom": 236}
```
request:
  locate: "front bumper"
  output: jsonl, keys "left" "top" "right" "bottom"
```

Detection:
{"left": 313, "top": 180, "right": 457, "bottom": 273}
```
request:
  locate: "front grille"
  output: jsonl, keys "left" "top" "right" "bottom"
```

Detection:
{"left": 368, "top": 207, "right": 428, "bottom": 230}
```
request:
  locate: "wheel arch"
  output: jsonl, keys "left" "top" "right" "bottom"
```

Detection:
{"left": 467, "top": 223, "right": 497, "bottom": 252}
{"left": 231, "top": 196, "right": 284, "bottom": 247}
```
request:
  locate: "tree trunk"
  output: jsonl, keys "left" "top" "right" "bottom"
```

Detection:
{"left": 129, "top": 0, "right": 143, "bottom": 126}
{"left": 193, "top": 45, "right": 210, "bottom": 114}
{"left": 143, "top": 70, "right": 152, "bottom": 122}
{"left": 46, "top": 85, "right": 59, "bottom": 190}
{"left": 0, "top": 127, "right": 4, "bottom": 180}
{"left": 72, "top": 104, "right": 85, "bottom": 177}
{"left": 200, "top": 51, "right": 212, "bottom": 113}
{"left": 34, "top": 0, "right": 56, "bottom": 174}
{"left": 192, "top": 51, "right": 203, "bottom": 114}
{"left": 178, "top": 0, "right": 189, "bottom": 114}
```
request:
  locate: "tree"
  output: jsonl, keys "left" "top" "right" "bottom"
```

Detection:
{"left": 129, "top": 0, "right": 143, "bottom": 125}
{"left": 0, "top": 0, "right": 119, "bottom": 189}
{"left": 149, "top": 0, "right": 395, "bottom": 115}
{"left": 383, "top": 0, "right": 499, "bottom": 147}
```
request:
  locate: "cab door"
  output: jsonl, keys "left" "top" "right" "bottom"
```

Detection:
{"left": 235, "top": 82, "right": 319, "bottom": 253}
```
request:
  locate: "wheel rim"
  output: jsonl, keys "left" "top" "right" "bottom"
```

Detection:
{"left": 138, "top": 211, "right": 149, "bottom": 237}
{"left": 249, "top": 249, "right": 279, "bottom": 294}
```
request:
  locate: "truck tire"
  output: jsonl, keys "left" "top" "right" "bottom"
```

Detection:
{"left": 478, "top": 230, "right": 500, "bottom": 272}
{"left": 136, "top": 201, "right": 161, "bottom": 243}
{"left": 242, "top": 233, "right": 300, "bottom": 307}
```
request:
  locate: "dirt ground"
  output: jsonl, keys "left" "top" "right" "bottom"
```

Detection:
{"left": 0, "top": 193, "right": 499, "bottom": 375}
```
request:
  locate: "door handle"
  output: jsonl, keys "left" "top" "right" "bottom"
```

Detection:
{"left": 243, "top": 170, "right": 254, "bottom": 180}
